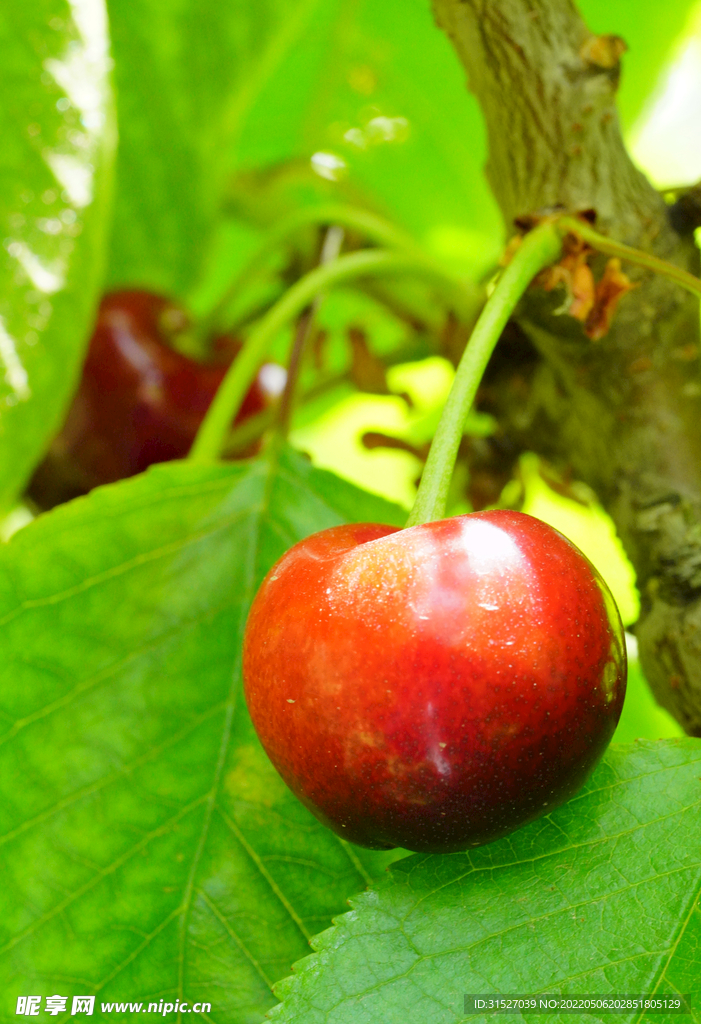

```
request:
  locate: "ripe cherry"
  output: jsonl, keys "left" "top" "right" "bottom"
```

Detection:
{"left": 243, "top": 510, "right": 626, "bottom": 853}
{"left": 29, "top": 290, "right": 279, "bottom": 507}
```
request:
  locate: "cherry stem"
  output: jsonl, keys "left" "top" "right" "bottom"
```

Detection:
{"left": 557, "top": 216, "right": 701, "bottom": 298}
{"left": 189, "top": 248, "right": 472, "bottom": 462}
{"left": 406, "top": 221, "right": 563, "bottom": 528}
{"left": 275, "top": 226, "right": 345, "bottom": 439}
{"left": 199, "top": 202, "right": 482, "bottom": 339}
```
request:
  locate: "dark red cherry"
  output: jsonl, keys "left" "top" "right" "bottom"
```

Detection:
{"left": 29, "top": 290, "right": 277, "bottom": 508}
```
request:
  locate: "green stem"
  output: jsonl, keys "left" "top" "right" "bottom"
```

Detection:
{"left": 557, "top": 216, "right": 701, "bottom": 298}
{"left": 406, "top": 222, "right": 563, "bottom": 527}
{"left": 189, "top": 248, "right": 454, "bottom": 462}
{"left": 201, "top": 202, "right": 482, "bottom": 338}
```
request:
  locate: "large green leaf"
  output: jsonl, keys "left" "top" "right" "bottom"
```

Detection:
{"left": 0, "top": 0, "right": 115, "bottom": 511}
{"left": 272, "top": 739, "right": 701, "bottom": 1024}
{"left": 104, "top": 0, "right": 324, "bottom": 296}
{"left": 0, "top": 447, "right": 405, "bottom": 1021}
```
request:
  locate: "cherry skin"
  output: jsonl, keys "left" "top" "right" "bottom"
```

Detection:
{"left": 243, "top": 510, "right": 626, "bottom": 853}
{"left": 30, "top": 290, "right": 274, "bottom": 507}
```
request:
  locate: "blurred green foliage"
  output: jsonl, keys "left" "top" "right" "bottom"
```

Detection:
{"left": 580, "top": 0, "right": 698, "bottom": 129}
{"left": 613, "top": 643, "right": 684, "bottom": 743}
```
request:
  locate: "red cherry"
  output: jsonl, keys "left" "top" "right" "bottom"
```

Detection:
{"left": 243, "top": 510, "right": 626, "bottom": 853}
{"left": 29, "top": 290, "right": 278, "bottom": 507}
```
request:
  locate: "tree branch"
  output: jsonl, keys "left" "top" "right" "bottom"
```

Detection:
{"left": 433, "top": 0, "right": 701, "bottom": 734}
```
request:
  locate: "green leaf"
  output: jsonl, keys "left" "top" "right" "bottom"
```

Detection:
{"left": 0, "top": 0, "right": 115, "bottom": 511}
{"left": 0, "top": 447, "right": 405, "bottom": 1021}
{"left": 271, "top": 739, "right": 701, "bottom": 1024}
{"left": 104, "top": 0, "right": 324, "bottom": 296}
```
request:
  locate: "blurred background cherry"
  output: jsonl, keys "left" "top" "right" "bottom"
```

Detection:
{"left": 29, "top": 290, "right": 283, "bottom": 509}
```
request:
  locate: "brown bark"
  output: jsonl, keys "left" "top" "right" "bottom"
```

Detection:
{"left": 432, "top": 0, "right": 701, "bottom": 733}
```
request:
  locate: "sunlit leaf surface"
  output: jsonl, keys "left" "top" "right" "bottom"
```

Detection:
{"left": 0, "top": 447, "right": 405, "bottom": 1021}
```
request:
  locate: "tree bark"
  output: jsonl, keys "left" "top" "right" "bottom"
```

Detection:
{"left": 432, "top": 0, "right": 701, "bottom": 734}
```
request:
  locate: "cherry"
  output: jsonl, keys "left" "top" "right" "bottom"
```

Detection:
{"left": 243, "top": 510, "right": 626, "bottom": 853}
{"left": 29, "top": 290, "right": 278, "bottom": 507}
